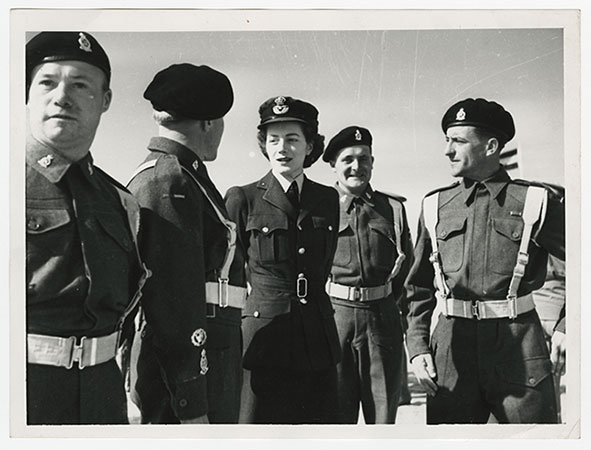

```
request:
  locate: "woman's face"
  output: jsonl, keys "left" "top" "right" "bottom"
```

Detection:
{"left": 265, "top": 121, "right": 312, "bottom": 180}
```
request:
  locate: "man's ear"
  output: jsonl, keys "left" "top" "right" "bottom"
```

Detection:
{"left": 485, "top": 137, "right": 499, "bottom": 157}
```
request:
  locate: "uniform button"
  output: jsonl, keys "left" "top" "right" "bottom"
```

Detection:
{"left": 528, "top": 377, "right": 536, "bottom": 385}
{"left": 328, "top": 225, "right": 333, "bottom": 231}
{"left": 298, "top": 247, "right": 306, "bottom": 254}
{"left": 297, "top": 225, "right": 303, "bottom": 231}
{"left": 27, "top": 218, "right": 40, "bottom": 230}
{"left": 179, "top": 399, "right": 188, "bottom": 408}
{"left": 440, "top": 231, "right": 448, "bottom": 238}
{"left": 253, "top": 311, "right": 260, "bottom": 318}
{"left": 512, "top": 231, "right": 520, "bottom": 238}
{"left": 298, "top": 273, "right": 305, "bottom": 278}
{"left": 262, "top": 226, "right": 269, "bottom": 233}
{"left": 482, "top": 290, "right": 487, "bottom": 295}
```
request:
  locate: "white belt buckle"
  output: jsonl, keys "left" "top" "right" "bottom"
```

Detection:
{"left": 472, "top": 301, "right": 482, "bottom": 320}
{"left": 218, "top": 278, "right": 229, "bottom": 308}
{"left": 507, "top": 296, "right": 517, "bottom": 319}
{"left": 67, "top": 336, "right": 86, "bottom": 370}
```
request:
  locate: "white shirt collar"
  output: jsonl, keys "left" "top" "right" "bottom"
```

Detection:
{"left": 272, "top": 170, "right": 305, "bottom": 196}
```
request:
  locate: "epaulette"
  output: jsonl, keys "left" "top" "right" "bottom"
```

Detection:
{"left": 513, "top": 179, "right": 565, "bottom": 201}
{"left": 128, "top": 154, "right": 183, "bottom": 186}
{"left": 375, "top": 190, "right": 407, "bottom": 203}
{"left": 94, "top": 166, "right": 131, "bottom": 193}
{"left": 424, "top": 181, "right": 461, "bottom": 198}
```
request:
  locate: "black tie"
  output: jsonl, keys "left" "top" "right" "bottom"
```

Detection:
{"left": 286, "top": 181, "right": 299, "bottom": 209}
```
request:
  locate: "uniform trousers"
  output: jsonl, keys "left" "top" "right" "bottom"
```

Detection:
{"left": 134, "top": 320, "right": 242, "bottom": 424}
{"left": 241, "top": 365, "right": 340, "bottom": 424}
{"left": 332, "top": 296, "right": 404, "bottom": 424}
{"left": 427, "top": 310, "right": 558, "bottom": 424}
{"left": 27, "top": 359, "right": 128, "bottom": 425}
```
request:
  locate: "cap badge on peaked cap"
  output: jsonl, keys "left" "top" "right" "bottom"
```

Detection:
{"left": 354, "top": 129, "right": 362, "bottom": 141}
{"left": 78, "top": 33, "right": 92, "bottom": 53}
{"left": 456, "top": 107, "right": 466, "bottom": 121}
{"left": 272, "top": 96, "right": 289, "bottom": 115}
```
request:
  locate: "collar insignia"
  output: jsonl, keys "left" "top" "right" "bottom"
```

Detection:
{"left": 37, "top": 154, "right": 54, "bottom": 168}
{"left": 192, "top": 160, "right": 199, "bottom": 171}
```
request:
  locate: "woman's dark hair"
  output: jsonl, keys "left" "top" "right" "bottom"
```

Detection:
{"left": 257, "top": 121, "right": 325, "bottom": 168}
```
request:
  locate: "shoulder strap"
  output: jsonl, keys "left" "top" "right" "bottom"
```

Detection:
{"left": 506, "top": 186, "right": 548, "bottom": 304}
{"left": 422, "top": 193, "right": 451, "bottom": 300}
{"left": 385, "top": 197, "right": 406, "bottom": 282}
{"left": 179, "top": 166, "right": 237, "bottom": 285}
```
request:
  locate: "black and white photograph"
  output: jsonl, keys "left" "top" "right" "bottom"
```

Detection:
{"left": 6, "top": 3, "right": 584, "bottom": 446}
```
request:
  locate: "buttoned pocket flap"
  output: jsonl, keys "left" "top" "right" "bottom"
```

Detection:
{"left": 369, "top": 220, "right": 395, "bottom": 242}
{"left": 492, "top": 218, "right": 524, "bottom": 242}
{"left": 496, "top": 356, "right": 552, "bottom": 388}
{"left": 26, "top": 208, "right": 72, "bottom": 234}
{"left": 246, "top": 214, "right": 288, "bottom": 234}
{"left": 243, "top": 297, "right": 291, "bottom": 318}
{"left": 96, "top": 213, "right": 133, "bottom": 252}
{"left": 437, "top": 217, "right": 466, "bottom": 240}
{"left": 312, "top": 215, "right": 332, "bottom": 230}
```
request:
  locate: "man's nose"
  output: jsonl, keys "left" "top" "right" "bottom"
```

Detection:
{"left": 53, "top": 82, "right": 72, "bottom": 107}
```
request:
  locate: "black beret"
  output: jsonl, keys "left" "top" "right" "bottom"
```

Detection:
{"left": 258, "top": 96, "right": 319, "bottom": 132}
{"left": 323, "top": 126, "right": 372, "bottom": 162}
{"left": 26, "top": 32, "right": 111, "bottom": 97}
{"left": 441, "top": 98, "right": 515, "bottom": 143}
{"left": 144, "top": 63, "right": 234, "bottom": 120}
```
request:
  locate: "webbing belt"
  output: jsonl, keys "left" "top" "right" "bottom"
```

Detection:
{"left": 422, "top": 185, "right": 547, "bottom": 319}
{"left": 27, "top": 331, "right": 119, "bottom": 369}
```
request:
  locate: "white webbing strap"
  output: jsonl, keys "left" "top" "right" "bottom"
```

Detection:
{"left": 129, "top": 159, "right": 238, "bottom": 308}
{"left": 506, "top": 186, "right": 548, "bottom": 312}
{"left": 385, "top": 197, "right": 406, "bottom": 282}
{"left": 422, "top": 193, "right": 451, "bottom": 305}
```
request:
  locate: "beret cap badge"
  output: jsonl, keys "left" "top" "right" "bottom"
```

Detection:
{"left": 354, "top": 129, "right": 362, "bottom": 141}
{"left": 456, "top": 107, "right": 466, "bottom": 121}
{"left": 78, "top": 32, "right": 92, "bottom": 53}
{"left": 272, "top": 96, "right": 289, "bottom": 115}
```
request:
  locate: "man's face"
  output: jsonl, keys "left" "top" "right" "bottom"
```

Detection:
{"left": 27, "top": 60, "right": 111, "bottom": 160}
{"left": 444, "top": 126, "right": 490, "bottom": 179}
{"left": 265, "top": 121, "right": 311, "bottom": 180}
{"left": 332, "top": 145, "right": 373, "bottom": 196}
{"left": 202, "top": 117, "right": 225, "bottom": 162}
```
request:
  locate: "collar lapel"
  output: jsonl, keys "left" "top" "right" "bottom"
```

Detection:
{"left": 260, "top": 171, "right": 298, "bottom": 219}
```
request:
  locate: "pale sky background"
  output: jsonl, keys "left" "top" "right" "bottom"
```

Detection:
{"left": 75, "top": 28, "right": 565, "bottom": 228}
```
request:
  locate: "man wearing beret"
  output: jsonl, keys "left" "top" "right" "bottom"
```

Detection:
{"left": 406, "top": 98, "right": 565, "bottom": 423}
{"left": 127, "top": 63, "right": 246, "bottom": 424}
{"left": 323, "top": 126, "right": 413, "bottom": 423}
{"left": 25, "top": 32, "right": 145, "bottom": 424}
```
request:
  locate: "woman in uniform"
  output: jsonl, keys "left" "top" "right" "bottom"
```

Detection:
{"left": 225, "top": 96, "right": 341, "bottom": 424}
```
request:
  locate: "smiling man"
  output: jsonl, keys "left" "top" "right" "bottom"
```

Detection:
{"left": 323, "top": 126, "right": 413, "bottom": 423}
{"left": 406, "top": 98, "right": 565, "bottom": 424}
{"left": 25, "top": 32, "right": 143, "bottom": 424}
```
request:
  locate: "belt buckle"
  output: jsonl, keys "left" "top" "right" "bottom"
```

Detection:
{"left": 352, "top": 287, "right": 361, "bottom": 301}
{"left": 472, "top": 301, "right": 482, "bottom": 320}
{"left": 67, "top": 336, "right": 86, "bottom": 370}
{"left": 218, "top": 278, "right": 229, "bottom": 308}
{"left": 507, "top": 296, "right": 517, "bottom": 319}
{"left": 297, "top": 274, "right": 308, "bottom": 303}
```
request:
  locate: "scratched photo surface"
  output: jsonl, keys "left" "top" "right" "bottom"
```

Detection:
{"left": 11, "top": 8, "right": 579, "bottom": 441}
{"left": 86, "top": 29, "right": 564, "bottom": 228}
